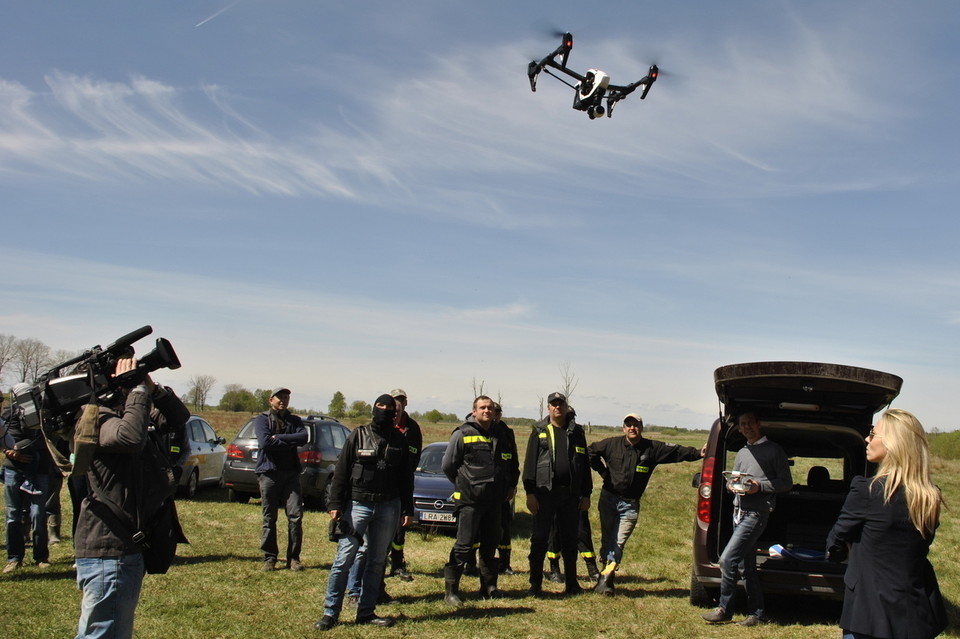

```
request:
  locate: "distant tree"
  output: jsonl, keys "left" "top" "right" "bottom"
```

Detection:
{"left": 328, "top": 391, "right": 347, "bottom": 419}
{"left": 11, "top": 337, "right": 51, "bottom": 383}
{"left": 218, "top": 383, "right": 258, "bottom": 412}
{"left": 559, "top": 360, "right": 578, "bottom": 401}
{"left": 186, "top": 374, "right": 216, "bottom": 410}
{"left": 471, "top": 377, "right": 485, "bottom": 400}
{"left": 424, "top": 409, "right": 444, "bottom": 424}
{"left": 253, "top": 389, "right": 272, "bottom": 412}
{"left": 348, "top": 400, "right": 372, "bottom": 419}
{"left": 0, "top": 334, "right": 15, "bottom": 384}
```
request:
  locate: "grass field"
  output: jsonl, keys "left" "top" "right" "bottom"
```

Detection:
{"left": 2, "top": 414, "right": 958, "bottom": 638}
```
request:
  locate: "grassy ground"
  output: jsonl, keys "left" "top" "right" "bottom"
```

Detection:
{"left": 2, "top": 418, "right": 958, "bottom": 638}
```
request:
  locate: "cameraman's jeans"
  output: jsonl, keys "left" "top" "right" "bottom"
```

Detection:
{"left": 4, "top": 469, "right": 49, "bottom": 563}
{"left": 597, "top": 488, "right": 640, "bottom": 566}
{"left": 323, "top": 498, "right": 400, "bottom": 620}
{"left": 717, "top": 508, "right": 770, "bottom": 617}
{"left": 75, "top": 553, "right": 145, "bottom": 639}
{"left": 257, "top": 470, "right": 303, "bottom": 562}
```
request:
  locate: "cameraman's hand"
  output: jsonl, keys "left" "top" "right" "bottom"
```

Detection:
{"left": 113, "top": 358, "right": 156, "bottom": 393}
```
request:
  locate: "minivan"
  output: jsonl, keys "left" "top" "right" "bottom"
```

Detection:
{"left": 690, "top": 361, "right": 902, "bottom": 606}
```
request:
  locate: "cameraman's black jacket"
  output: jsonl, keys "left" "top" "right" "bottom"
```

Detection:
{"left": 522, "top": 417, "right": 592, "bottom": 498}
{"left": 327, "top": 422, "right": 413, "bottom": 517}
{"left": 442, "top": 417, "right": 519, "bottom": 505}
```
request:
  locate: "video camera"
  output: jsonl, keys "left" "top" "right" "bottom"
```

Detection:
{"left": 14, "top": 325, "right": 181, "bottom": 436}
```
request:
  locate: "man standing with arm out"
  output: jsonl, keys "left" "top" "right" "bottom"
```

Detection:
{"left": 441, "top": 395, "right": 519, "bottom": 607}
{"left": 523, "top": 392, "right": 592, "bottom": 596}
{"left": 315, "top": 395, "right": 413, "bottom": 630}
{"left": 254, "top": 387, "right": 308, "bottom": 572}
{"left": 701, "top": 411, "right": 792, "bottom": 627}
{"left": 588, "top": 412, "right": 705, "bottom": 596}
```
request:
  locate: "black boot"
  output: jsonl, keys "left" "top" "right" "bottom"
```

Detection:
{"left": 499, "top": 549, "right": 515, "bottom": 575}
{"left": 443, "top": 564, "right": 464, "bottom": 608}
{"left": 478, "top": 557, "right": 501, "bottom": 599}
{"left": 546, "top": 557, "right": 563, "bottom": 583}
{"left": 563, "top": 556, "right": 583, "bottom": 595}
{"left": 528, "top": 558, "right": 544, "bottom": 596}
{"left": 595, "top": 570, "right": 615, "bottom": 596}
{"left": 585, "top": 558, "right": 600, "bottom": 582}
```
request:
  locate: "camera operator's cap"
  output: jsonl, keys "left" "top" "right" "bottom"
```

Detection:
{"left": 271, "top": 387, "right": 291, "bottom": 398}
{"left": 389, "top": 388, "right": 407, "bottom": 399}
{"left": 623, "top": 413, "right": 644, "bottom": 426}
{"left": 547, "top": 392, "right": 566, "bottom": 403}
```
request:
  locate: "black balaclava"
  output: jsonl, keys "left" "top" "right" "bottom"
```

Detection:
{"left": 371, "top": 394, "right": 397, "bottom": 430}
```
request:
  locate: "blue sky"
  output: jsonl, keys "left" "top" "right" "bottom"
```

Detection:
{"left": 2, "top": 1, "right": 958, "bottom": 430}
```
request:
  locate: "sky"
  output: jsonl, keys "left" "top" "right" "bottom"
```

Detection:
{"left": 1, "top": 1, "right": 958, "bottom": 431}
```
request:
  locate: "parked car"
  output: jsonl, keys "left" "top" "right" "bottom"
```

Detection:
{"left": 413, "top": 442, "right": 457, "bottom": 530}
{"left": 176, "top": 416, "right": 227, "bottom": 498}
{"left": 221, "top": 415, "right": 351, "bottom": 507}
{"left": 689, "top": 361, "right": 902, "bottom": 607}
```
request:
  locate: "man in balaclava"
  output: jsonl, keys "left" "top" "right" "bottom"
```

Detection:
{"left": 314, "top": 394, "right": 414, "bottom": 631}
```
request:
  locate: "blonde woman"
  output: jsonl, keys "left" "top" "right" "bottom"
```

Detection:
{"left": 826, "top": 409, "right": 947, "bottom": 639}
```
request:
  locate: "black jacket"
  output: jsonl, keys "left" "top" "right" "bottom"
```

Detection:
{"left": 441, "top": 416, "right": 519, "bottom": 505}
{"left": 328, "top": 423, "right": 414, "bottom": 517}
{"left": 522, "top": 417, "right": 591, "bottom": 498}
{"left": 826, "top": 476, "right": 947, "bottom": 639}
{"left": 588, "top": 435, "right": 701, "bottom": 500}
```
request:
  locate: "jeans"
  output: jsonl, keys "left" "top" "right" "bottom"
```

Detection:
{"left": 346, "top": 518, "right": 402, "bottom": 598}
{"left": 597, "top": 488, "right": 640, "bottom": 566}
{"left": 257, "top": 470, "right": 303, "bottom": 561}
{"left": 718, "top": 508, "right": 770, "bottom": 616}
{"left": 323, "top": 498, "right": 401, "bottom": 620}
{"left": 4, "top": 469, "right": 49, "bottom": 563}
{"left": 75, "top": 554, "right": 145, "bottom": 639}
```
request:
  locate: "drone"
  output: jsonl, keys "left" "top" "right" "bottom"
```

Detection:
{"left": 527, "top": 32, "right": 658, "bottom": 120}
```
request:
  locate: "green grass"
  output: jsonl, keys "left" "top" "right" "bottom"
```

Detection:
{"left": 3, "top": 425, "right": 958, "bottom": 638}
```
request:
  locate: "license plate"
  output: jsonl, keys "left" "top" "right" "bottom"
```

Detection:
{"left": 421, "top": 511, "right": 455, "bottom": 523}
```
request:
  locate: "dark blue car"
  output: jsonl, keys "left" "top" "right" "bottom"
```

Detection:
{"left": 412, "top": 442, "right": 457, "bottom": 529}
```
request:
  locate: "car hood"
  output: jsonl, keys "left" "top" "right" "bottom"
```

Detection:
{"left": 714, "top": 361, "right": 902, "bottom": 428}
{"left": 414, "top": 472, "right": 454, "bottom": 499}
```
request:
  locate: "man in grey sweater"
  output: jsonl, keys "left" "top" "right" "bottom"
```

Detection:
{"left": 702, "top": 412, "right": 792, "bottom": 627}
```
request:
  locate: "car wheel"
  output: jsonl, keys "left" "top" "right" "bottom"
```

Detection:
{"left": 689, "top": 569, "right": 718, "bottom": 607}
{"left": 228, "top": 487, "right": 251, "bottom": 504}
{"left": 184, "top": 469, "right": 199, "bottom": 499}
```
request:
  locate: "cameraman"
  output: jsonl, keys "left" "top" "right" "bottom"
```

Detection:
{"left": 73, "top": 357, "right": 189, "bottom": 639}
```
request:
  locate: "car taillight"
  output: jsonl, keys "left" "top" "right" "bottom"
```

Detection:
{"left": 299, "top": 450, "right": 322, "bottom": 464}
{"left": 226, "top": 444, "right": 245, "bottom": 460}
{"left": 697, "top": 456, "right": 715, "bottom": 524}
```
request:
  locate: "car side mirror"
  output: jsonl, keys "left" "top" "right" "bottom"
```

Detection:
{"left": 217, "top": 437, "right": 226, "bottom": 445}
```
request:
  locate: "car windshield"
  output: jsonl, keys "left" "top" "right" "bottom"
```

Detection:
{"left": 417, "top": 446, "right": 446, "bottom": 474}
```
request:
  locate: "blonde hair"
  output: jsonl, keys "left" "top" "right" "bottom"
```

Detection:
{"left": 871, "top": 408, "right": 943, "bottom": 538}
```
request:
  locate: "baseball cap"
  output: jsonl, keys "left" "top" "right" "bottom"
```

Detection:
{"left": 389, "top": 388, "right": 407, "bottom": 399}
{"left": 623, "top": 413, "right": 643, "bottom": 426}
{"left": 271, "top": 387, "right": 291, "bottom": 398}
{"left": 547, "top": 392, "right": 567, "bottom": 403}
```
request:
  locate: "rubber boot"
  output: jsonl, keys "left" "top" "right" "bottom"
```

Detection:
{"left": 499, "top": 549, "right": 515, "bottom": 575}
{"left": 585, "top": 557, "right": 600, "bottom": 581}
{"left": 443, "top": 564, "right": 464, "bottom": 608}
{"left": 47, "top": 514, "right": 62, "bottom": 545}
{"left": 528, "top": 557, "right": 544, "bottom": 596}
{"left": 595, "top": 562, "right": 616, "bottom": 596}
{"left": 546, "top": 557, "right": 563, "bottom": 583}
{"left": 563, "top": 555, "right": 583, "bottom": 595}
{"left": 478, "top": 557, "right": 501, "bottom": 599}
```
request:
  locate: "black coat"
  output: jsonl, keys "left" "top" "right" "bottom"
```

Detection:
{"left": 826, "top": 476, "right": 947, "bottom": 639}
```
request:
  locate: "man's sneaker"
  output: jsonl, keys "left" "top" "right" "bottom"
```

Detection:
{"left": 702, "top": 607, "right": 732, "bottom": 623}
{"left": 395, "top": 567, "right": 414, "bottom": 582}
{"left": 500, "top": 565, "right": 516, "bottom": 576}
{"left": 289, "top": 559, "right": 305, "bottom": 571}
{"left": 314, "top": 615, "right": 337, "bottom": 631}
{"left": 262, "top": 559, "right": 277, "bottom": 572}
{"left": 2, "top": 561, "right": 22, "bottom": 574}
{"left": 356, "top": 614, "right": 394, "bottom": 627}
{"left": 738, "top": 614, "right": 767, "bottom": 627}
{"left": 377, "top": 589, "right": 395, "bottom": 605}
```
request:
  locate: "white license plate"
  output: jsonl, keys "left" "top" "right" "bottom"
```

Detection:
{"left": 421, "top": 511, "right": 455, "bottom": 523}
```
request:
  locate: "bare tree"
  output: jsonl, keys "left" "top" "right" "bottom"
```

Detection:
{"left": 537, "top": 394, "right": 545, "bottom": 420}
{"left": 471, "top": 377, "right": 485, "bottom": 400}
{"left": 11, "top": 338, "right": 51, "bottom": 383}
{"left": 559, "top": 360, "right": 579, "bottom": 401}
{"left": 187, "top": 374, "right": 217, "bottom": 410}
{"left": 0, "top": 334, "right": 16, "bottom": 384}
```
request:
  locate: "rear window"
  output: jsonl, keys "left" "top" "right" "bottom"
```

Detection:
{"left": 237, "top": 419, "right": 257, "bottom": 438}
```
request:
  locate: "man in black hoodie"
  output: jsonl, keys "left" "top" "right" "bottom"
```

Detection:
{"left": 315, "top": 395, "right": 414, "bottom": 631}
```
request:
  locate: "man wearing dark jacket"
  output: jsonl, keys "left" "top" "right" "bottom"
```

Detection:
{"left": 523, "top": 391, "right": 592, "bottom": 596}
{"left": 315, "top": 395, "right": 414, "bottom": 630}
{"left": 73, "top": 358, "right": 189, "bottom": 639}
{"left": 588, "top": 412, "right": 705, "bottom": 595}
{"left": 440, "top": 395, "right": 520, "bottom": 607}
{"left": 254, "top": 387, "right": 308, "bottom": 571}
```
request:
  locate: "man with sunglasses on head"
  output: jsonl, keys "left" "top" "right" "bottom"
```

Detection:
{"left": 523, "top": 392, "right": 592, "bottom": 596}
{"left": 588, "top": 412, "right": 705, "bottom": 596}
